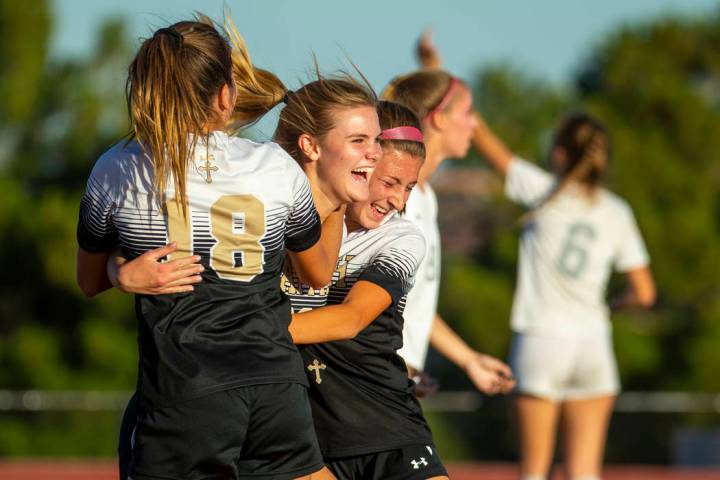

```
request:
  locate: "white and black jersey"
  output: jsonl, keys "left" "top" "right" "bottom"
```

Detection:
{"left": 77, "top": 132, "right": 321, "bottom": 412}
{"left": 297, "top": 215, "right": 435, "bottom": 458}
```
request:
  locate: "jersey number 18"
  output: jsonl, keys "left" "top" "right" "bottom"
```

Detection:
{"left": 165, "top": 194, "right": 266, "bottom": 282}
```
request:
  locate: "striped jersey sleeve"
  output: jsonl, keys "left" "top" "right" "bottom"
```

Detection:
{"left": 77, "top": 152, "right": 120, "bottom": 253}
{"left": 284, "top": 158, "right": 321, "bottom": 252}
{"left": 359, "top": 225, "right": 426, "bottom": 306}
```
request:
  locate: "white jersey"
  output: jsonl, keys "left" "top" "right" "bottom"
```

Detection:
{"left": 506, "top": 157, "right": 650, "bottom": 337}
{"left": 397, "top": 184, "right": 441, "bottom": 370}
{"left": 78, "top": 131, "right": 321, "bottom": 409}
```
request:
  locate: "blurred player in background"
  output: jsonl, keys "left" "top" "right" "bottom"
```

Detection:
{"left": 474, "top": 109, "right": 655, "bottom": 480}
{"left": 383, "top": 43, "right": 514, "bottom": 397}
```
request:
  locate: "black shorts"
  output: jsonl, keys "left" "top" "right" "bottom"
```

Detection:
{"left": 325, "top": 443, "right": 447, "bottom": 480}
{"left": 129, "top": 383, "right": 324, "bottom": 480}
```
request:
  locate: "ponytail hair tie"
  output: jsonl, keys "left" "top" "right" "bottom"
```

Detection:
{"left": 282, "top": 90, "right": 293, "bottom": 105}
{"left": 156, "top": 27, "right": 183, "bottom": 47}
{"left": 379, "top": 126, "right": 424, "bottom": 143}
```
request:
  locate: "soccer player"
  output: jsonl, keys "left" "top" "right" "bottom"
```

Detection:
{"left": 76, "top": 17, "right": 348, "bottom": 480}
{"left": 473, "top": 110, "right": 655, "bottom": 480}
{"left": 383, "top": 68, "right": 514, "bottom": 396}
{"left": 286, "top": 101, "right": 447, "bottom": 479}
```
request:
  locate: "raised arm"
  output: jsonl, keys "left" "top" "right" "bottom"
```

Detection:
{"left": 415, "top": 29, "right": 514, "bottom": 175}
{"left": 472, "top": 113, "right": 514, "bottom": 176}
{"left": 289, "top": 281, "right": 391, "bottom": 344}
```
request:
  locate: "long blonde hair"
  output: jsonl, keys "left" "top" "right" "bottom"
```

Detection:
{"left": 126, "top": 16, "right": 285, "bottom": 210}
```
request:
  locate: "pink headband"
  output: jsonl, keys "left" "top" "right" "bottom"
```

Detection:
{"left": 379, "top": 126, "right": 424, "bottom": 143}
{"left": 425, "top": 77, "right": 460, "bottom": 120}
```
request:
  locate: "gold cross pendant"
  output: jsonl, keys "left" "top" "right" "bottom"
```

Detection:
{"left": 307, "top": 359, "right": 327, "bottom": 384}
{"left": 198, "top": 153, "right": 218, "bottom": 184}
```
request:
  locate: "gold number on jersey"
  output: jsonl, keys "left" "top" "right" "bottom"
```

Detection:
{"left": 165, "top": 195, "right": 266, "bottom": 282}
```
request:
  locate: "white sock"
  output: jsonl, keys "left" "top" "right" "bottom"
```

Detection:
{"left": 519, "top": 475, "right": 546, "bottom": 480}
{"left": 571, "top": 475, "right": 601, "bottom": 480}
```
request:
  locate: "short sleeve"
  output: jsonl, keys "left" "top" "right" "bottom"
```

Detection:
{"left": 359, "top": 226, "right": 426, "bottom": 306}
{"left": 284, "top": 160, "right": 321, "bottom": 252}
{"left": 77, "top": 158, "right": 119, "bottom": 253}
{"left": 505, "top": 157, "right": 555, "bottom": 208}
{"left": 614, "top": 203, "right": 650, "bottom": 272}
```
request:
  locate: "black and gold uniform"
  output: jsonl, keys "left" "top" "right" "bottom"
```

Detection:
{"left": 78, "top": 133, "right": 324, "bottom": 480}
{"left": 290, "top": 214, "right": 448, "bottom": 480}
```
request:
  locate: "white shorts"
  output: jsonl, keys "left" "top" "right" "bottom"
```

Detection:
{"left": 508, "top": 332, "right": 620, "bottom": 401}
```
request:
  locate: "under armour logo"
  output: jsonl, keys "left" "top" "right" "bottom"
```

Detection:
{"left": 410, "top": 457, "right": 428, "bottom": 469}
{"left": 307, "top": 359, "right": 326, "bottom": 384}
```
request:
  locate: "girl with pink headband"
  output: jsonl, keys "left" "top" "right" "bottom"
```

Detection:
{"left": 287, "top": 100, "right": 451, "bottom": 479}
{"left": 383, "top": 55, "right": 515, "bottom": 399}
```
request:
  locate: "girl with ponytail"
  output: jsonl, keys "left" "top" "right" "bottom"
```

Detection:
{"left": 76, "top": 16, "right": 343, "bottom": 480}
{"left": 473, "top": 110, "right": 656, "bottom": 480}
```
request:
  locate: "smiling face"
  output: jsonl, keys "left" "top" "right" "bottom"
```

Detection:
{"left": 315, "top": 105, "right": 382, "bottom": 204}
{"left": 347, "top": 147, "right": 422, "bottom": 230}
{"left": 438, "top": 84, "right": 477, "bottom": 158}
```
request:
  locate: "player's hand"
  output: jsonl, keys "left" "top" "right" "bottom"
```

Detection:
{"left": 416, "top": 28, "right": 442, "bottom": 69}
{"left": 413, "top": 371, "right": 439, "bottom": 398}
{"left": 112, "top": 243, "right": 204, "bottom": 295}
{"left": 464, "top": 353, "right": 516, "bottom": 395}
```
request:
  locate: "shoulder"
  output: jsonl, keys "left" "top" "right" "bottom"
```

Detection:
{"left": 598, "top": 189, "right": 634, "bottom": 216}
{"left": 88, "top": 139, "right": 149, "bottom": 189}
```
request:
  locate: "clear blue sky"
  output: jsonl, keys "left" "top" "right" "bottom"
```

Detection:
{"left": 51, "top": 0, "right": 719, "bottom": 136}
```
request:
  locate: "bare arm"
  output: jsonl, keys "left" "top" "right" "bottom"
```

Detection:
{"left": 289, "top": 281, "right": 391, "bottom": 344}
{"left": 287, "top": 205, "right": 345, "bottom": 289}
{"left": 76, "top": 248, "right": 113, "bottom": 297}
{"left": 430, "top": 314, "right": 515, "bottom": 394}
{"left": 610, "top": 266, "right": 656, "bottom": 311}
{"left": 416, "top": 29, "right": 443, "bottom": 69}
{"left": 472, "top": 113, "right": 514, "bottom": 176}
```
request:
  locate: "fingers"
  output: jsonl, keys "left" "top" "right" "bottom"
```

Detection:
{"left": 152, "top": 284, "right": 197, "bottom": 294}
{"left": 166, "top": 253, "right": 202, "bottom": 267}
{"left": 145, "top": 242, "right": 178, "bottom": 261}
{"left": 164, "top": 274, "right": 203, "bottom": 288}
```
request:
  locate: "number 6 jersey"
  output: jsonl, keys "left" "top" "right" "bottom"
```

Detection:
{"left": 77, "top": 132, "right": 321, "bottom": 411}
{"left": 505, "top": 157, "right": 650, "bottom": 337}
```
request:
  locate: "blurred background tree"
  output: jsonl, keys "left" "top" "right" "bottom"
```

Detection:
{"left": 0, "top": 0, "right": 719, "bottom": 462}
{"left": 0, "top": 0, "right": 136, "bottom": 455}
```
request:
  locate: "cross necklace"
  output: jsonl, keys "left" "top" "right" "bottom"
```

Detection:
{"left": 197, "top": 152, "right": 218, "bottom": 184}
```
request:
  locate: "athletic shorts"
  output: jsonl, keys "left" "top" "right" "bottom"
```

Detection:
{"left": 508, "top": 332, "right": 620, "bottom": 401}
{"left": 128, "top": 383, "right": 324, "bottom": 480}
{"left": 325, "top": 443, "right": 447, "bottom": 480}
